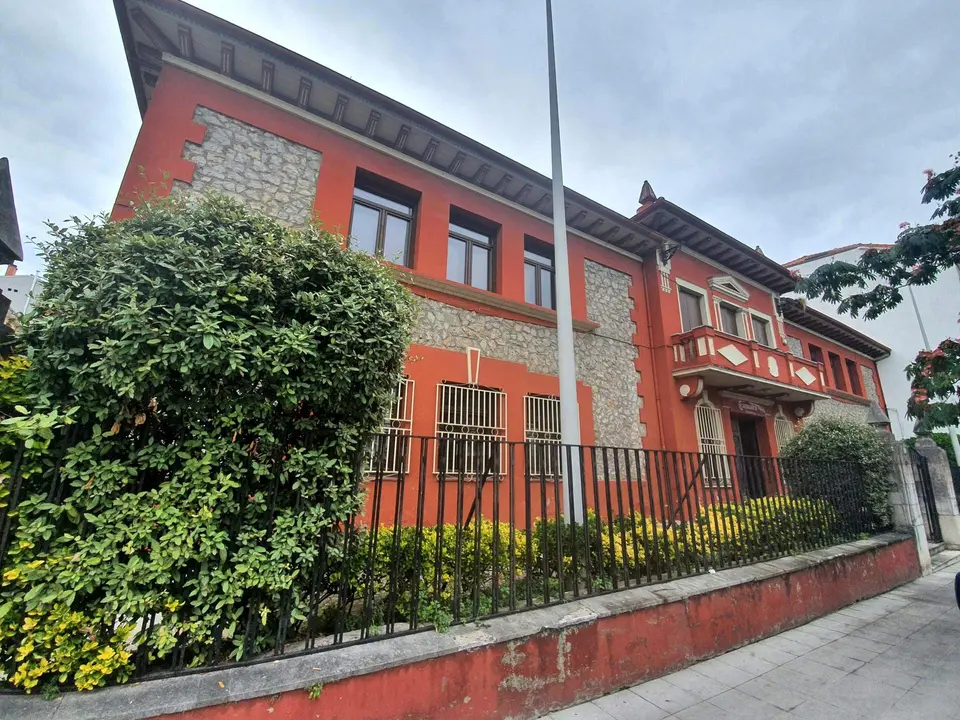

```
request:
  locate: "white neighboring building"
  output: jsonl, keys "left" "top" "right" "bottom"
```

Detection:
{"left": 786, "top": 244, "right": 960, "bottom": 440}
{"left": 1, "top": 267, "right": 43, "bottom": 317}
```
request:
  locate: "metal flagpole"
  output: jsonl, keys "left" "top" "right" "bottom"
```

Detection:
{"left": 545, "top": 0, "right": 584, "bottom": 521}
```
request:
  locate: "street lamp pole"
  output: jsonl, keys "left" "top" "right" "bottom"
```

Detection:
{"left": 545, "top": 0, "right": 584, "bottom": 520}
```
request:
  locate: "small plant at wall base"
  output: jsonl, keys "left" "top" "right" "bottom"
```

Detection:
{"left": 796, "top": 156, "right": 960, "bottom": 433}
{"left": 0, "top": 194, "right": 415, "bottom": 692}
{"left": 779, "top": 418, "right": 893, "bottom": 529}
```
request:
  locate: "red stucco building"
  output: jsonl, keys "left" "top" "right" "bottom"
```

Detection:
{"left": 111, "top": 0, "right": 891, "bottom": 512}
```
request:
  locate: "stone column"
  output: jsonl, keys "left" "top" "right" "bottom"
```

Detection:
{"left": 889, "top": 442, "right": 932, "bottom": 575}
{"left": 913, "top": 437, "right": 960, "bottom": 547}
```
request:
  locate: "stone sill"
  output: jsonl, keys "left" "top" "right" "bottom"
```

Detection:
{"left": 3, "top": 532, "right": 913, "bottom": 720}
{"left": 393, "top": 268, "right": 601, "bottom": 333}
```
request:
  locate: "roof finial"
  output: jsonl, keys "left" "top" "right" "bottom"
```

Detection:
{"left": 637, "top": 180, "right": 657, "bottom": 212}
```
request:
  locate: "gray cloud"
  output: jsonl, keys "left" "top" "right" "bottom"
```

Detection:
{"left": 1, "top": 0, "right": 957, "bottom": 274}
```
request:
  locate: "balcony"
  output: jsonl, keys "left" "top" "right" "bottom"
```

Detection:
{"left": 671, "top": 326, "right": 829, "bottom": 403}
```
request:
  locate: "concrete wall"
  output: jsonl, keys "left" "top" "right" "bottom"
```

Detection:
{"left": 11, "top": 535, "right": 918, "bottom": 720}
{"left": 1, "top": 273, "right": 43, "bottom": 316}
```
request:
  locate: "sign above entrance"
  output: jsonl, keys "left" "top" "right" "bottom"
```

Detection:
{"left": 722, "top": 397, "right": 769, "bottom": 417}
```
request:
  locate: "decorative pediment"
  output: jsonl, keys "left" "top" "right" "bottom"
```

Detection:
{"left": 708, "top": 275, "right": 750, "bottom": 302}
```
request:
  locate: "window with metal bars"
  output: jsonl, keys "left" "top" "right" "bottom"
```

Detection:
{"left": 524, "top": 394, "right": 562, "bottom": 479}
{"left": 695, "top": 399, "right": 730, "bottom": 485}
{"left": 367, "top": 377, "right": 415, "bottom": 474}
{"left": 435, "top": 382, "right": 507, "bottom": 476}
{"left": 774, "top": 410, "right": 796, "bottom": 454}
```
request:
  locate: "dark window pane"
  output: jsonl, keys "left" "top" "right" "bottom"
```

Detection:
{"left": 540, "top": 270, "right": 554, "bottom": 309}
{"left": 350, "top": 202, "right": 379, "bottom": 255}
{"left": 447, "top": 237, "right": 466, "bottom": 283}
{"left": 679, "top": 288, "right": 703, "bottom": 332}
{"left": 471, "top": 245, "right": 490, "bottom": 290}
{"left": 829, "top": 352, "right": 847, "bottom": 390}
{"left": 524, "top": 262, "right": 538, "bottom": 304}
{"left": 846, "top": 360, "right": 862, "bottom": 395}
{"left": 719, "top": 305, "right": 740, "bottom": 336}
{"left": 382, "top": 215, "right": 409, "bottom": 265}
{"left": 809, "top": 344, "right": 824, "bottom": 365}
{"left": 354, "top": 187, "right": 412, "bottom": 215}
{"left": 751, "top": 316, "right": 770, "bottom": 346}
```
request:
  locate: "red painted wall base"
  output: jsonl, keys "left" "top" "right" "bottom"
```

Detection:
{"left": 160, "top": 538, "right": 919, "bottom": 720}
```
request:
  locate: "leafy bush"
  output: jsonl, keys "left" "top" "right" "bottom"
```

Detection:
{"left": 694, "top": 497, "right": 840, "bottom": 563}
{"left": 0, "top": 355, "right": 29, "bottom": 418}
{"left": 0, "top": 195, "right": 415, "bottom": 691}
{"left": 339, "top": 494, "right": 846, "bottom": 633}
{"left": 342, "top": 518, "right": 528, "bottom": 622}
{"left": 780, "top": 418, "right": 893, "bottom": 530}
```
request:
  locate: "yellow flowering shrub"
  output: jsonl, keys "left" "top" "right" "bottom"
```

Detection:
{"left": 0, "top": 604, "right": 133, "bottom": 693}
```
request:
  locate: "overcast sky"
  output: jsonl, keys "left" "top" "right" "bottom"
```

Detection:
{"left": 1, "top": 0, "right": 957, "bottom": 275}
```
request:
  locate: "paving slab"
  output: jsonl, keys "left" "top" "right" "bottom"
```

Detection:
{"left": 547, "top": 560, "right": 960, "bottom": 719}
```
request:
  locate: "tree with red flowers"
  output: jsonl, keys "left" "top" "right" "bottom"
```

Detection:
{"left": 797, "top": 155, "right": 960, "bottom": 428}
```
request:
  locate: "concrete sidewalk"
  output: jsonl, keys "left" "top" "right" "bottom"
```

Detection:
{"left": 545, "top": 553, "right": 960, "bottom": 720}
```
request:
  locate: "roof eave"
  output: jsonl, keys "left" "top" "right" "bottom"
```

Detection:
{"left": 113, "top": 0, "right": 666, "bottom": 259}
{"left": 780, "top": 299, "right": 890, "bottom": 360}
{"left": 114, "top": 0, "right": 148, "bottom": 117}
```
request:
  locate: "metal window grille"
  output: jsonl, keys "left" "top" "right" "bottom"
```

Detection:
{"left": 435, "top": 382, "right": 507, "bottom": 476}
{"left": 524, "top": 394, "right": 562, "bottom": 479}
{"left": 367, "top": 377, "right": 415, "bottom": 474}
{"left": 695, "top": 400, "right": 730, "bottom": 486}
{"left": 774, "top": 412, "right": 795, "bottom": 453}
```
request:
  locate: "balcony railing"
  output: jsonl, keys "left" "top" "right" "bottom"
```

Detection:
{"left": 672, "top": 326, "right": 827, "bottom": 397}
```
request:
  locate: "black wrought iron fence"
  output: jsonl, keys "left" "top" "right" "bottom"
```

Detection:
{"left": 909, "top": 450, "right": 943, "bottom": 544}
{"left": 0, "top": 432, "right": 877, "bottom": 687}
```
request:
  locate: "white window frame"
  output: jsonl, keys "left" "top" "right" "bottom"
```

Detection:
{"left": 774, "top": 408, "right": 796, "bottom": 453}
{"left": 367, "top": 377, "right": 415, "bottom": 474}
{"left": 695, "top": 396, "right": 731, "bottom": 486}
{"left": 435, "top": 382, "right": 507, "bottom": 476}
{"left": 748, "top": 310, "right": 775, "bottom": 347}
{"left": 713, "top": 298, "right": 747, "bottom": 339}
{"left": 675, "top": 278, "right": 712, "bottom": 332}
{"left": 524, "top": 394, "right": 562, "bottom": 479}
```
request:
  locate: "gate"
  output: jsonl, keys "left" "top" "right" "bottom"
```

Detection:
{"left": 910, "top": 450, "right": 943, "bottom": 543}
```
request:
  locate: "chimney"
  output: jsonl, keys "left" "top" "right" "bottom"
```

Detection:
{"left": 636, "top": 180, "right": 657, "bottom": 214}
{"left": 5, "top": 264, "right": 16, "bottom": 276}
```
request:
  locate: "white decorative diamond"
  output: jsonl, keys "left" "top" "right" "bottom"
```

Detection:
{"left": 796, "top": 366, "right": 816, "bottom": 386}
{"left": 717, "top": 344, "right": 749, "bottom": 366}
{"left": 767, "top": 356, "right": 780, "bottom": 378}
